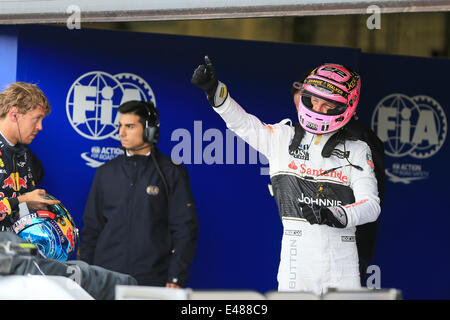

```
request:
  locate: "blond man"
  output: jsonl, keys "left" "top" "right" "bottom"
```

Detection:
{"left": 0, "top": 82, "right": 58, "bottom": 230}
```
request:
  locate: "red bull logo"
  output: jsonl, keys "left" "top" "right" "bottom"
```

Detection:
{"left": 18, "top": 176, "right": 27, "bottom": 189}
{"left": 0, "top": 198, "right": 11, "bottom": 215}
{"left": 66, "top": 227, "right": 75, "bottom": 248}
{"left": 3, "top": 176, "right": 15, "bottom": 189}
{"left": 2, "top": 173, "right": 27, "bottom": 191}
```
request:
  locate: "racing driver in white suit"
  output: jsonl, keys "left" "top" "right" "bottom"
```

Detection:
{"left": 191, "top": 57, "right": 381, "bottom": 296}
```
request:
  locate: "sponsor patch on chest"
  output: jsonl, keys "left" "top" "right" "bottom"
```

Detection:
{"left": 146, "top": 185, "right": 160, "bottom": 196}
{"left": 284, "top": 229, "right": 302, "bottom": 237}
{"left": 289, "top": 144, "right": 310, "bottom": 160}
{"left": 286, "top": 160, "right": 349, "bottom": 184}
{"left": 341, "top": 235, "right": 356, "bottom": 242}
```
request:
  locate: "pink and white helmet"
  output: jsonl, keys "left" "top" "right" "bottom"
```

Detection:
{"left": 297, "top": 63, "right": 361, "bottom": 134}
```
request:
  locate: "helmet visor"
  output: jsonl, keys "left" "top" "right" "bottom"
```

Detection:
{"left": 299, "top": 88, "right": 348, "bottom": 116}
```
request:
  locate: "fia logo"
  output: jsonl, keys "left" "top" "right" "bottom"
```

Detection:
{"left": 371, "top": 94, "right": 447, "bottom": 159}
{"left": 66, "top": 72, "right": 156, "bottom": 140}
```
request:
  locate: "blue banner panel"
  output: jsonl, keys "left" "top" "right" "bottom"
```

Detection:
{"left": 0, "top": 27, "right": 18, "bottom": 90}
{"left": 360, "top": 53, "right": 450, "bottom": 299}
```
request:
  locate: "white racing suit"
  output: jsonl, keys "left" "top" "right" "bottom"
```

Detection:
{"left": 213, "top": 94, "right": 380, "bottom": 296}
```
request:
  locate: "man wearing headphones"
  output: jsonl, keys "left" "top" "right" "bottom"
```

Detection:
{"left": 0, "top": 82, "right": 59, "bottom": 232}
{"left": 79, "top": 100, "right": 198, "bottom": 288}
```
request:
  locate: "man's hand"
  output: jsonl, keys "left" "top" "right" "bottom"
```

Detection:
{"left": 300, "top": 203, "right": 347, "bottom": 228}
{"left": 300, "top": 203, "right": 322, "bottom": 225}
{"left": 166, "top": 282, "right": 181, "bottom": 289}
{"left": 191, "top": 56, "right": 218, "bottom": 94}
{"left": 191, "top": 56, "right": 228, "bottom": 107}
{"left": 18, "top": 189, "right": 60, "bottom": 210}
{"left": 321, "top": 206, "right": 348, "bottom": 228}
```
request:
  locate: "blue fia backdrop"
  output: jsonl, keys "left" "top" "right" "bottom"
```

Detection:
{"left": 0, "top": 25, "right": 448, "bottom": 299}
{"left": 359, "top": 53, "right": 450, "bottom": 299}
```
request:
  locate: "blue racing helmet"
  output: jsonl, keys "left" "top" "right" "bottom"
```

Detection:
{"left": 12, "top": 194, "right": 78, "bottom": 261}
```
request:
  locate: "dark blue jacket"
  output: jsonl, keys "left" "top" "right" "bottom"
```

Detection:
{"left": 79, "top": 148, "right": 198, "bottom": 287}
{"left": 0, "top": 132, "right": 43, "bottom": 230}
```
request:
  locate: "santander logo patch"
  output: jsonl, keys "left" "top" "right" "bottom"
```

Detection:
{"left": 287, "top": 161, "right": 348, "bottom": 183}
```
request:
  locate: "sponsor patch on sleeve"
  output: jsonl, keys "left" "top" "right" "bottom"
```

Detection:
{"left": 366, "top": 153, "right": 375, "bottom": 169}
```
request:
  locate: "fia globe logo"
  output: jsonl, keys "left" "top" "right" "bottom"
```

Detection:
{"left": 371, "top": 94, "right": 447, "bottom": 183}
{"left": 66, "top": 71, "right": 156, "bottom": 140}
{"left": 66, "top": 72, "right": 156, "bottom": 167}
{"left": 372, "top": 94, "right": 447, "bottom": 158}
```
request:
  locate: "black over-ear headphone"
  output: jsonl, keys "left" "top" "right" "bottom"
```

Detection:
{"left": 142, "top": 101, "right": 160, "bottom": 144}
{"left": 142, "top": 102, "right": 169, "bottom": 196}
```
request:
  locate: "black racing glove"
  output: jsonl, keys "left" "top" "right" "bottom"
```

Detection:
{"left": 191, "top": 56, "right": 228, "bottom": 107}
{"left": 300, "top": 203, "right": 348, "bottom": 228}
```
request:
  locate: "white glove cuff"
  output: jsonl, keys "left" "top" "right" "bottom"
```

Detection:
{"left": 212, "top": 81, "right": 228, "bottom": 107}
{"left": 329, "top": 206, "right": 348, "bottom": 227}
